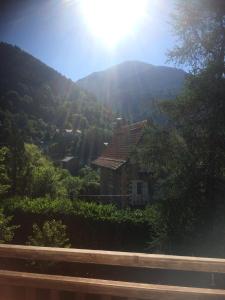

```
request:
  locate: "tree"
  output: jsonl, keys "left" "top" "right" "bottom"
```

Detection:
{"left": 79, "top": 166, "right": 100, "bottom": 195}
{"left": 133, "top": 126, "right": 204, "bottom": 253}
{"left": 23, "top": 144, "right": 67, "bottom": 198}
{"left": 139, "top": 0, "right": 225, "bottom": 253}
{"left": 61, "top": 174, "right": 82, "bottom": 200}
{"left": 168, "top": 0, "right": 225, "bottom": 206}
{"left": 168, "top": 0, "right": 225, "bottom": 75}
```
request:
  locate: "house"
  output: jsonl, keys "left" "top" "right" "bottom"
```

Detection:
{"left": 92, "top": 120, "right": 151, "bottom": 207}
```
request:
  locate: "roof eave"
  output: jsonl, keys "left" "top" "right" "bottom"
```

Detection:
{"left": 92, "top": 159, "right": 127, "bottom": 171}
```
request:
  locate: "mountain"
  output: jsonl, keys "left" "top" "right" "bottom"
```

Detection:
{"left": 0, "top": 43, "right": 113, "bottom": 165}
{"left": 77, "top": 61, "right": 186, "bottom": 121}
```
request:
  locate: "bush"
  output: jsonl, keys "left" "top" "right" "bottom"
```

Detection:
{"left": 2, "top": 197, "right": 152, "bottom": 224}
{"left": 0, "top": 209, "right": 19, "bottom": 243}
{"left": 0, "top": 147, "right": 10, "bottom": 197}
{"left": 2, "top": 198, "right": 156, "bottom": 250}
{"left": 27, "top": 219, "right": 70, "bottom": 248}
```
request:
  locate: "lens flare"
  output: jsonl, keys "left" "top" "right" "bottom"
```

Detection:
{"left": 80, "top": 0, "right": 147, "bottom": 48}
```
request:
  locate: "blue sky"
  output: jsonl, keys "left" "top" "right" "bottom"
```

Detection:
{"left": 0, "top": 0, "right": 175, "bottom": 80}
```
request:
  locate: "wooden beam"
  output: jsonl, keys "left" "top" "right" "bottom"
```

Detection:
{"left": 0, "top": 285, "right": 12, "bottom": 300}
{"left": 101, "top": 296, "right": 112, "bottom": 300}
{"left": 0, "top": 244, "right": 225, "bottom": 273}
{"left": 25, "top": 287, "right": 36, "bottom": 300}
{"left": 74, "top": 292, "right": 86, "bottom": 299}
{"left": 50, "top": 290, "right": 60, "bottom": 300}
{"left": 0, "top": 270, "right": 225, "bottom": 300}
{"left": 0, "top": 285, "right": 25, "bottom": 300}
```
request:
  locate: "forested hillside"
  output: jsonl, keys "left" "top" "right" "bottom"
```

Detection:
{"left": 77, "top": 61, "right": 186, "bottom": 121}
{"left": 0, "top": 42, "right": 113, "bottom": 164}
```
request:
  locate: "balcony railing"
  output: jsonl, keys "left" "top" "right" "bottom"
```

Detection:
{"left": 0, "top": 244, "right": 225, "bottom": 299}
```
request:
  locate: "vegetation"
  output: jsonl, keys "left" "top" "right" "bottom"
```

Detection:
{"left": 1, "top": 197, "right": 156, "bottom": 250}
{"left": 0, "top": 42, "right": 113, "bottom": 165}
{"left": 0, "top": 209, "right": 19, "bottom": 244}
{"left": 0, "top": 147, "right": 10, "bottom": 196}
{"left": 133, "top": 0, "right": 225, "bottom": 255}
{"left": 0, "top": 143, "right": 100, "bottom": 200}
{"left": 27, "top": 220, "right": 70, "bottom": 248}
{"left": 2, "top": 197, "right": 155, "bottom": 225}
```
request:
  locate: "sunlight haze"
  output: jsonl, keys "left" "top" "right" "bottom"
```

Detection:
{"left": 0, "top": 0, "right": 174, "bottom": 79}
{"left": 80, "top": 0, "right": 148, "bottom": 48}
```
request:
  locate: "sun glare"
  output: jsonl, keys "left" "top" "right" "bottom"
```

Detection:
{"left": 80, "top": 0, "right": 147, "bottom": 48}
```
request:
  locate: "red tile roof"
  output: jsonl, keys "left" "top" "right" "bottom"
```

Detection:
{"left": 92, "top": 120, "right": 147, "bottom": 170}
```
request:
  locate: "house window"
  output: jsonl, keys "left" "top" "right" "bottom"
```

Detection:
{"left": 137, "top": 182, "right": 143, "bottom": 195}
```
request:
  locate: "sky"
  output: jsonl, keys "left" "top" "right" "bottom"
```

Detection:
{"left": 0, "top": 0, "right": 175, "bottom": 81}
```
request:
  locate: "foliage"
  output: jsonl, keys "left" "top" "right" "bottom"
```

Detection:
{"left": 0, "top": 147, "right": 10, "bottom": 197}
{"left": 141, "top": 0, "right": 225, "bottom": 253}
{"left": 132, "top": 126, "right": 191, "bottom": 201}
{"left": 129, "top": 0, "right": 225, "bottom": 254}
{"left": 27, "top": 220, "right": 70, "bottom": 248}
{"left": 0, "top": 42, "right": 113, "bottom": 166}
{"left": 132, "top": 125, "right": 204, "bottom": 252}
{"left": 0, "top": 209, "right": 19, "bottom": 244}
{"left": 4, "top": 197, "right": 73, "bottom": 215}
{"left": 2, "top": 197, "right": 155, "bottom": 225}
{"left": 24, "top": 145, "right": 100, "bottom": 199}
{"left": 79, "top": 166, "right": 100, "bottom": 195}
{"left": 168, "top": 0, "right": 225, "bottom": 215}
{"left": 168, "top": 0, "right": 225, "bottom": 74}
{"left": 61, "top": 175, "right": 82, "bottom": 200}
{"left": 0, "top": 141, "right": 100, "bottom": 202}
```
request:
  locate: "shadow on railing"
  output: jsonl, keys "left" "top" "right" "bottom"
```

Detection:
{"left": 0, "top": 244, "right": 225, "bottom": 299}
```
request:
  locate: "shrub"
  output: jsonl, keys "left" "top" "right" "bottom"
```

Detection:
{"left": 0, "top": 209, "right": 19, "bottom": 243}
{"left": 0, "top": 147, "right": 10, "bottom": 197}
{"left": 27, "top": 219, "right": 71, "bottom": 248}
{"left": 3, "top": 197, "right": 150, "bottom": 224}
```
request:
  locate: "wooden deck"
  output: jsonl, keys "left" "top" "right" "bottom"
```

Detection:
{"left": 0, "top": 244, "right": 225, "bottom": 299}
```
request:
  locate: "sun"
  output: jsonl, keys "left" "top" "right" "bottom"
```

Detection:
{"left": 80, "top": 0, "right": 147, "bottom": 48}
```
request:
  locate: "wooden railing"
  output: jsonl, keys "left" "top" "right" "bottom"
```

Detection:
{"left": 0, "top": 244, "right": 225, "bottom": 299}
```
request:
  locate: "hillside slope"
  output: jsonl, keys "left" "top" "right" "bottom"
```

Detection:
{"left": 0, "top": 43, "right": 113, "bottom": 164}
{"left": 77, "top": 61, "right": 186, "bottom": 121}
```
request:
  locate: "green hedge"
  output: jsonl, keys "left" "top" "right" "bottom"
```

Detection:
{"left": 2, "top": 197, "right": 157, "bottom": 225}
